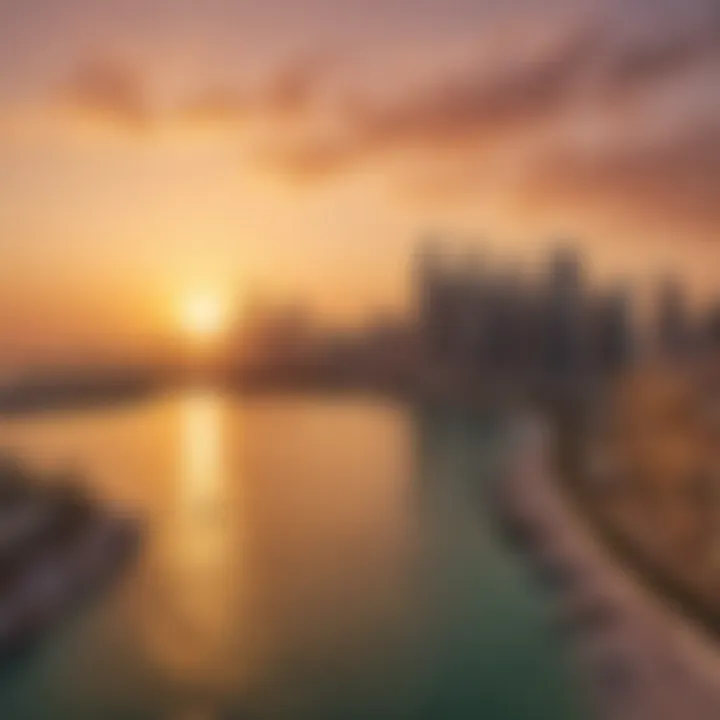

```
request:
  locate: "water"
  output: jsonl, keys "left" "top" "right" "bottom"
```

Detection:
{"left": 0, "top": 390, "right": 586, "bottom": 719}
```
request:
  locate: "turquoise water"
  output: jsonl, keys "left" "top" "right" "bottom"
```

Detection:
{"left": 0, "top": 391, "right": 586, "bottom": 719}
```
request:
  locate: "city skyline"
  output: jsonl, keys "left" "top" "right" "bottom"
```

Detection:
{"left": 0, "top": 4, "right": 718, "bottom": 718}
{"left": 0, "top": 234, "right": 718, "bottom": 376}
{"left": 0, "top": 0, "right": 718, "bottom": 368}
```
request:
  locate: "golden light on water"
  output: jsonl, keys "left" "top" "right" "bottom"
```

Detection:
{"left": 139, "top": 390, "right": 244, "bottom": 688}
{"left": 182, "top": 390, "right": 224, "bottom": 506}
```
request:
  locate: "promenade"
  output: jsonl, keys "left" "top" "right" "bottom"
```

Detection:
{"left": 498, "top": 418, "right": 720, "bottom": 720}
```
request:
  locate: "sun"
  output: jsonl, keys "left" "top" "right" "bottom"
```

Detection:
{"left": 180, "top": 294, "right": 228, "bottom": 340}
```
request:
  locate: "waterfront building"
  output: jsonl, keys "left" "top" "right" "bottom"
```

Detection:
{"left": 592, "top": 286, "right": 635, "bottom": 375}
{"left": 656, "top": 277, "right": 691, "bottom": 359}
{"left": 414, "top": 238, "right": 642, "bottom": 391}
{"left": 541, "top": 245, "right": 590, "bottom": 379}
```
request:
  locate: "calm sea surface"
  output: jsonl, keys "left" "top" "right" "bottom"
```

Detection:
{"left": 0, "top": 390, "right": 586, "bottom": 719}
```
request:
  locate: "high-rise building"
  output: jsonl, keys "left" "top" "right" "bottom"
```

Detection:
{"left": 412, "top": 236, "right": 645, "bottom": 390}
{"left": 593, "top": 286, "right": 635, "bottom": 374}
{"left": 542, "top": 245, "right": 589, "bottom": 377}
{"left": 655, "top": 277, "right": 690, "bottom": 358}
{"left": 414, "top": 236, "right": 456, "bottom": 363}
{"left": 703, "top": 301, "right": 720, "bottom": 350}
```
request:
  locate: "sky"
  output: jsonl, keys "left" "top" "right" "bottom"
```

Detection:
{"left": 0, "top": 0, "right": 718, "bottom": 367}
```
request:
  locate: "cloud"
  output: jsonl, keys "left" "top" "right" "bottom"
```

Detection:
{"left": 60, "top": 19, "right": 717, "bottom": 142}
{"left": 268, "top": 19, "right": 720, "bottom": 174}
{"left": 361, "top": 27, "right": 600, "bottom": 144}
{"left": 258, "top": 55, "right": 329, "bottom": 117}
{"left": 59, "top": 53, "right": 330, "bottom": 129}
{"left": 253, "top": 25, "right": 606, "bottom": 177}
{"left": 601, "top": 22, "right": 720, "bottom": 96}
{"left": 530, "top": 122, "right": 720, "bottom": 236}
{"left": 260, "top": 17, "right": 720, "bottom": 238}
{"left": 61, "top": 58, "right": 152, "bottom": 129}
{"left": 54, "top": 16, "right": 720, "bottom": 237}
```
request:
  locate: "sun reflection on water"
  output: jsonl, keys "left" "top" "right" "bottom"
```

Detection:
{"left": 183, "top": 389, "right": 224, "bottom": 513}
{"left": 138, "top": 389, "right": 245, "bottom": 692}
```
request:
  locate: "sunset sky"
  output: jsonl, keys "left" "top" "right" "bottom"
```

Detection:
{"left": 0, "top": 0, "right": 718, "bottom": 367}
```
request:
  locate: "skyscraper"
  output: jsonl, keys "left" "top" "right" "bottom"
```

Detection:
{"left": 656, "top": 277, "right": 690, "bottom": 359}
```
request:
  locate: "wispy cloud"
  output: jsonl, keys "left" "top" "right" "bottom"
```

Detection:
{"left": 259, "top": 18, "right": 720, "bottom": 235}
{"left": 61, "top": 58, "right": 153, "bottom": 130}
{"left": 52, "top": 13, "right": 720, "bottom": 237}
{"left": 530, "top": 122, "right": 720, "bottom": 235}
{"left": 266, "top": 19, "right": 720, "bottom": 172}
{"left": 58, "top": 53, "right": 330, "bottom": 130}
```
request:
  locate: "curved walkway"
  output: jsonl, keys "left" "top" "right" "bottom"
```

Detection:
{"left": 498, "top": 417, "right": 720, "bottom": 720}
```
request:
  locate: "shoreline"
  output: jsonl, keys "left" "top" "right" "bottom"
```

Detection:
{"left": 557, "top": 455, "right": 720, "bottom": 645}
{"left": 0, "top": 468, "right": 141, "bottom": 661}
{"left": 496, "top": 416, "right": 720, "bottom": 720}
